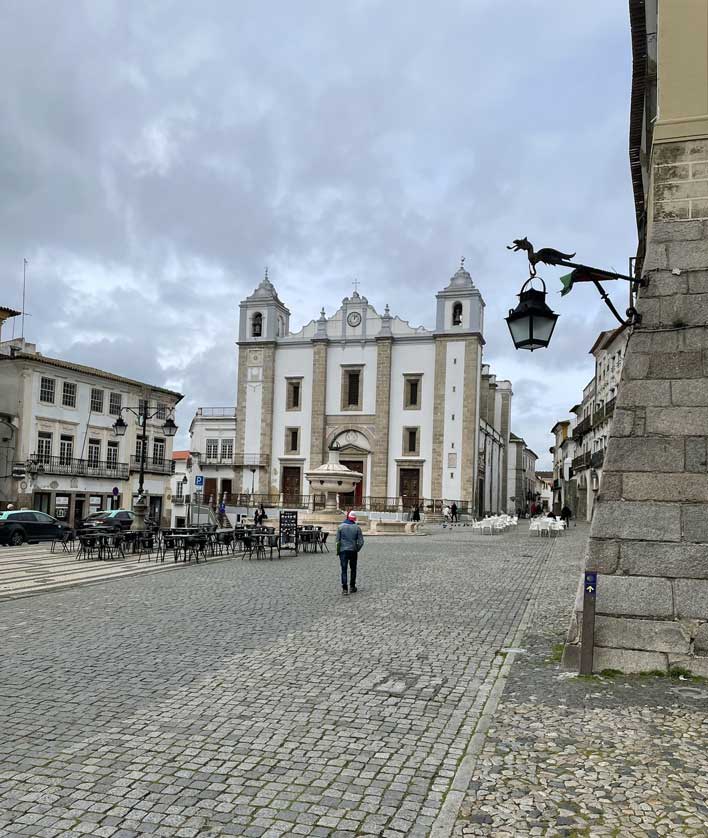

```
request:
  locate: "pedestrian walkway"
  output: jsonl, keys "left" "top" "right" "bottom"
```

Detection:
{"left": 0, "top": 524, "right": 559, "bottom": 837}
{"left": 453, "top": 524, "right": 708, "bottom": 838}
{"left": 0, "top": 543, "right": 193, "bottom": 601}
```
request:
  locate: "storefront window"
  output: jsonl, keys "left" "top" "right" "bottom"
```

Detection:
{"left": 55, "top": 495, "right": 70, "bottom": 520}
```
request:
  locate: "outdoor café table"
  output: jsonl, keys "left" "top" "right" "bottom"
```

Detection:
{"left": 249, "top": 532, "right": 279, "bottom": 560}
{"left": 161, "top": 530, "right": 196, "bottom": 562}
{"left": 94, "top": 531, "right": 125, "bottom": 561}
{"left": 298, "top": 528, "right": 319, "bottom": 553}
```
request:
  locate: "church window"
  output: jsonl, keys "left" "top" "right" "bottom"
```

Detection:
{"left": 403, "top": 427, "right": 420, "bottom": 456}
{"left": 404, "top": 375, "right": 422, "bottom": 410}
{"left": 285, "top": 427, "right": 300, "bottom": 454}
{"left": 286, "top": 378, "right": 302, "bottom": 411}
{"left": 252, "top": 312, "right": 263, "bottom": 337}
{"left": 341, "top": 366, "right": 363, "bottom": 411}
{"left": 452, "top": 302, "right": 463, "bottom": 326}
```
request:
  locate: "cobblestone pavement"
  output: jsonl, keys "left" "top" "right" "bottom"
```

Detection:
{"left": 454, "top": 524, "right": 708, "bottom": 838}
{"left": 0, "top": 543, "right": 200, "bottom": 601}
{"left": 0, "top": 525, "right": 555, "bottom": 838}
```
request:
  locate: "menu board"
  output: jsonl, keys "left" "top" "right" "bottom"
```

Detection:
{"left": 279, "top": 510, "right": 298, "bottom": 551}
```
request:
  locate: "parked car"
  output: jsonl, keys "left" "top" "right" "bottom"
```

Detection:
{"left": 0, "top": 510, "right": 71, "bottom": 546}
{"left": 80, "top": 509, "right": 135, "bottom": 531}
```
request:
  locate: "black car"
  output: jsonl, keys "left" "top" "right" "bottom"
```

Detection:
{"left": 0, "top": 510, "right": 70, "bottom": 546}
{"left": 80, "top": 509, "right": 135, "bottom": 532}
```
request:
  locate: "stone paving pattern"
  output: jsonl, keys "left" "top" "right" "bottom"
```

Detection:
{"left": 0, "top": 543, "right": 196, "bottom": 601}
{"left": 455, "top": 524, "right": 708, "bottom": 838}
{"left": 1, "top": 526, "right": 554, "bottom": 837}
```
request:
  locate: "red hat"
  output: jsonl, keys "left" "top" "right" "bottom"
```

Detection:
{"left": 347, "top": 512, "right": 357, "bottom": 522}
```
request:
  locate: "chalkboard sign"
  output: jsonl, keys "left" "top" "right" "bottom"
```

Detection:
{"left": 279, "top": 510, "right": 299, "bottom": 553}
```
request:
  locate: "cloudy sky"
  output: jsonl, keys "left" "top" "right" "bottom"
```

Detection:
{"left": 1, "top": 0, "right": 635, "bottom": 467}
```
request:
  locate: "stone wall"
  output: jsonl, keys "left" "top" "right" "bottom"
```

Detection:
{"left": 309, "top": 341, "right": 328, "bottom": 470}
{"left": 370, "top": 338, "right": 392, "bottom": 498}
{"left": 565, "top": 138, "right": 708, "bottom": 675}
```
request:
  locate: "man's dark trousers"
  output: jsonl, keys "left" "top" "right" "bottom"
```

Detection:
{"left": 340, "top": 550, "right": 357, "bottom": 589}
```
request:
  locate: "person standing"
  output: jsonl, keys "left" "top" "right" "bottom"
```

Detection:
{"left": 450, "top": 502, "right": 458, "bottom": 523}
{"left": 560, "top": 504, "right": 572, "bottom": 527}
{"left": 336, "top": 512, "right": 364, "bottom": 595}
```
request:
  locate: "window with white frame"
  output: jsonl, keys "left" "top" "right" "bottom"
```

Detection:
{"left": 221, "top": 438, "right": 234, "bottom": 459}
{"left": 39, "top": 377, "right": 55, "bottom": 404}
{"left": 37, "top": 431, "right": 52, "bottom": 463}
{"left": 87, "top": 438, "right": 101, "bottom": 467}
{"left": 109, "top": 392, "right": 122, "bottom": 416}
{"left": 206, "top": 438, "right": 219, "bottom": 458}
{"left": 156, "top": 402, "right": 166, "bottom": 420}
{"left": 153, "top": 438, "right": 165, "bottom": 465}
{"left": 62, "top": 381, "right": 77, "bottom": 408}
{"left": 106, "top": 441, "right": 119, "bottom": 469}
{"left": 90, "top": 388, "right": 104, "bottom": 413}
{"left": 59, "top": 434, "right": 74, "bottom": 464}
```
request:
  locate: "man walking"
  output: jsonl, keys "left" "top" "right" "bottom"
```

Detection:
{"left": 336, "top": 512, "right": 364, "bottom": 595}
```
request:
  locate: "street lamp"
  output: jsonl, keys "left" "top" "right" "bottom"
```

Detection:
{"left": 112, "top": 404, "right": 178, "bottom": 530}
{"left": 505, "top": 277, "right": 559, "bottom": 352}
{"left": 506, "top": 237, "right": 645, "bottom": 351}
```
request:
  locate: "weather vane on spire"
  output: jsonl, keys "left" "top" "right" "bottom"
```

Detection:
{"left": 460, "top": 256, "right": 465, "bottom": 269}
{"left": 352, "top": 278, "right": 360, "bottom": 294}
{"left": 264, "top": 265, "right": 269, "bottom": 282}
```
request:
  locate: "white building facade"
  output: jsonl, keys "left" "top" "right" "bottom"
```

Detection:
{"left": 234, "top": 265, "right": 511, "bottom": 514}
{"left": 0, "top": 337, "right": 182, "bottom": 526}
{"left": 549, "top": 325, "right": 628, "bottom": 521}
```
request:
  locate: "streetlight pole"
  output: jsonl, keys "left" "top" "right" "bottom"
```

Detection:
{"left": 112, "top": 404, "right": 177, "bottom": 531}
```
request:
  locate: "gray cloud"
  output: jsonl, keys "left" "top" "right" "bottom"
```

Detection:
{"left": 0, "top": 0, "right": 635, "bottom": 465}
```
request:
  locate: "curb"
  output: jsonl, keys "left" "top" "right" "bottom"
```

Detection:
{"left": 429, "top": 536, "right": 558, "bottom": 838}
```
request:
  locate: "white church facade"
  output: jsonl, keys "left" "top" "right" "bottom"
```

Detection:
{"left": 234, "top": 263, "right": 512, "bottom": 515}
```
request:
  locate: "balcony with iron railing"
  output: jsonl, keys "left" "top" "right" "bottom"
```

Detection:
{"left": 572, "top": 451, "right": 591, "bottom": 472}
{"left": 200, "top": 454, "right": 236, "bottom": 467}
{"left": 130, "top": 456, "right": 174, "bottom": 475}
{"left": 198, "top": 452, "right": 269, "bottom": 468}
{"left": 573, "top": 416, "right": 592, "bottom": 440}
{"left": 605, "top": 397, "right": 616, "bottom": 417}
{"left": 30, "top": 454, "right": 130, "bottom": 480}
{"left": 196, "top": 407, "right": 237, "bottom": 418}
{"left": 591, "top": 450, "right": 605, "bottom": 469}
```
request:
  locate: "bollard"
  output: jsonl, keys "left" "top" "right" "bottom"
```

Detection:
{"left": 579, "top": 571, "right": 597, "bottom": 675}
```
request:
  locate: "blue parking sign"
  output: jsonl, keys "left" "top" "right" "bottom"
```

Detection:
{"left": 194, "top": 475, "right": 204, "bottom": 487}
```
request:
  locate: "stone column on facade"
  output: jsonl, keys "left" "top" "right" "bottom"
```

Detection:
{"left": 499, "top": 388, "right": 512, "bottom": 514}
{"left": 309, "top": 340, "right": 328, "bottom": 470}
{"left": 430, "top": 338, "right": 448, "bottom": 500}
{"left": 564, "top": 140, "right": 708, "bottom": 676}
{"left": 460, "top": 337, "right": 481, "bottom": 508}
{"left": 234, "top": 345, "right": 249, "bottom": 494}
{"left": 371, "top": 337, "right": 392, "bottom": 499}
{"left": 259, "top": 343, "right": 276, "bottom": 495}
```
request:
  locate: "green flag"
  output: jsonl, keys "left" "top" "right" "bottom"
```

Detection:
{"left": 559, "top": 271, "right": 575, "bottom": 296}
